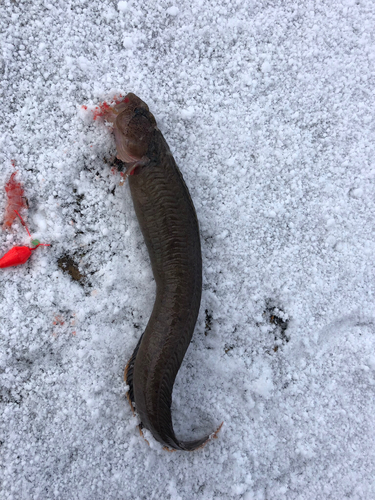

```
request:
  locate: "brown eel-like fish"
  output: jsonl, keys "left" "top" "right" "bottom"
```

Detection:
{"left": 98, "top": 93, "right": 220, "bottom": 451}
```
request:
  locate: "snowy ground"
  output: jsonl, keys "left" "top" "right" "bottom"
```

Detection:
{"left": 1, "top": 0, "right": 375, "bottom": 498}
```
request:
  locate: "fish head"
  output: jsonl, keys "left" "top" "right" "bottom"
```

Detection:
{"left": 101, "top": 93, "right": 157, "bottom": 163}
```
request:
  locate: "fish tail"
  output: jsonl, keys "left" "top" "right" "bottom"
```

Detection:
{"left": 163, "top": 422, "right": 223, "bottom": 452}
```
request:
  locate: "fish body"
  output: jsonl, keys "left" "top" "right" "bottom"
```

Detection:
{"left": 105, "top": 93, "right": 213, "bottom": 450}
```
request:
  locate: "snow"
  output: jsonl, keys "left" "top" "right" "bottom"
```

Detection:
{"left": 117, "top": 1, "right": 128, "bottom": 12}
{"left": 166, "top": 6, "right": 180, "bottom": 16}
{"left": 0, "top": 0, "right": 375, "bottom": 499}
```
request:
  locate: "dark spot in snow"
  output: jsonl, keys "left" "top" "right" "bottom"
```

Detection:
{"left": 73, "top": 193, "right": 84, "bottom": 212}
{"left": 205, "top": 309, "right": 212, "bottom": 336}
{"left": 0, "top": 387, "right": 23, "bottom": 405}
{"left": 263, "top": 300, "right": 290, "bottom": 353}
{"left": 224, "top": 344, "right": 235, "bottom": 354}
{"left": 58, "top": 255, "right": 86, "bottom": 284}
{"left": 112, "top": 157, "right": 126, "bottom": 171}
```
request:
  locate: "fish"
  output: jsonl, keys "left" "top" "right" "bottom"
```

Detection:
{"left": 98, "top": 93, "right": 221, "bottom": 450}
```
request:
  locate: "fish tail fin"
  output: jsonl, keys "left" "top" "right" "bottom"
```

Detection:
{"left": 164, "top": 422, "right": 224, "bottom": 452}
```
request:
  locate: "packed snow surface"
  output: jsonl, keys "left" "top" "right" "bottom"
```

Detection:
{"left": 1, "top": 0, "right": 375, "bottom": 499}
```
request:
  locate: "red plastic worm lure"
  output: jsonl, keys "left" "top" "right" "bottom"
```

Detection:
{"left": 2, "top": 171, "right": 27, "bottom": 230}
{"left": 0, "top": 210, "right": 50, "bottom": 268}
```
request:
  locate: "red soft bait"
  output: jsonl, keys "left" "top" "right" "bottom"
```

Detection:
{"left": 2, "top": 171, "right": 27, "bottom": 229}
{"left": 0, "top": 211, "right": 50, "bottom": 268}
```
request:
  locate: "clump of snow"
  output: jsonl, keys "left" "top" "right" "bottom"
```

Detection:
{"left": 261, "top": 60, "right": 271, "bottom": 73}
{"left": 180, "top": 106, "right": 195, "bottom": 119}
{"left": 117, "top": 1, "right": 128, "bottom": 12}
{"left": 123, "top": 36, "right": 133, "bottom": 49}
{"left": 167, "top": 6, "right": 179, "bottom": 16}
